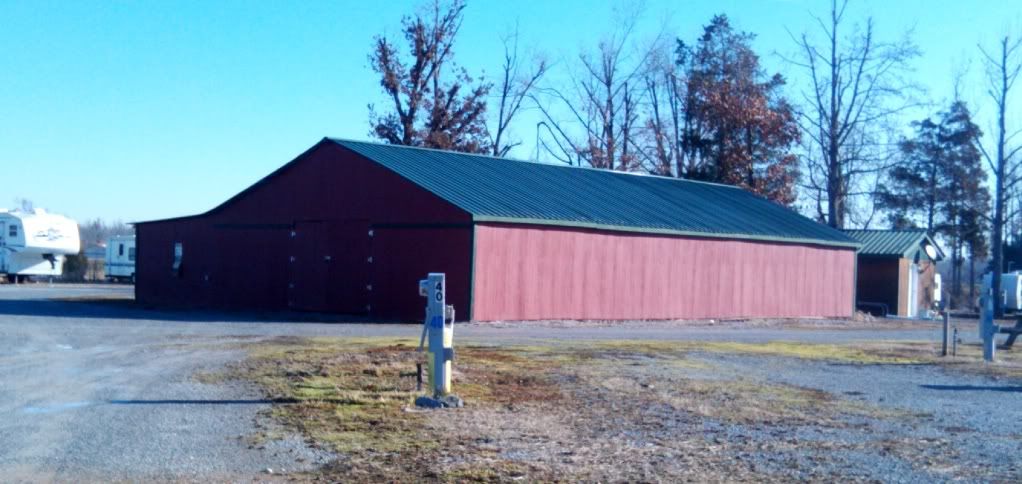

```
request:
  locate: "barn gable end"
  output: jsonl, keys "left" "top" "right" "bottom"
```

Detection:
{"left": 136, "top": 141, "right": 473, "bottom": 318}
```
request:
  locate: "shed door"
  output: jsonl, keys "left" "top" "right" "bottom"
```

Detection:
{"left": 288, "top": 222, "right": 329, "bottom": 311}
{"left": 324, "top": 220, "right": 371, "bottom": 314}
{"left": 288, "top": 220, "right": 371, "bottom": 314}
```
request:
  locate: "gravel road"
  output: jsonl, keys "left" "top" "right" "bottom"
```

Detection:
{"left": 0, "top": 284, "right": 987, "bottom": 481}
{"left": 691, "top": 352, "right": 1022, "bottom": 480}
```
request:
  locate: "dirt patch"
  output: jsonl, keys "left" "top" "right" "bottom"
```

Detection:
{"left": 216, "top": 337, "right": 1006, "bottom": 481}
{"left": 849, "top": 339, "right": 1022, "bottom": 380}
{"left": 222, "top": 338, "right": 580, "bottom": 480}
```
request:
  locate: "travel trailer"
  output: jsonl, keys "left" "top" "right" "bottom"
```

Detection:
{"left": 0, "top": 208, "right": 81, "bottom": 282}
{"left": 105, "top": 234, "right": 136, "bottom": 283}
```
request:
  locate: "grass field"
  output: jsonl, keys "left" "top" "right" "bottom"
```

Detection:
{"left": 211, "top": 336, "right": 1022, "bottom": 481}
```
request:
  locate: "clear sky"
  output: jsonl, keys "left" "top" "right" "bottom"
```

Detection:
{"left": 0, "top": 0, "right": 1019, "bottom": 223}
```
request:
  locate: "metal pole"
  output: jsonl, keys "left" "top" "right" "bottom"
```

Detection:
{"left": 981, "top": 291, "right": 997, "bottom": 362}
{"left": 952, "top": 327, "right": 958, "bottom": 357}
{"left": 942, "top": 311, "right": 950, "bottom": 357}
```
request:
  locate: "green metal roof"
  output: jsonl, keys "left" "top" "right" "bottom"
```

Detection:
{"left": 331, "top": 139, "right": 859, "bottom": 248}
{"left": 842, "top": 229, "right": 944, "bottom": 260}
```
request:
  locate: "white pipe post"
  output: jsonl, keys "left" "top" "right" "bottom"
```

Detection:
{"left": 419, "top": 273, "right": 453, "bottom": 397}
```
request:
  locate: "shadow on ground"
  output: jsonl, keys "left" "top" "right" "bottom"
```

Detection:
{"left": 0, "top": 298, "right": 392, "bottom": 324}
{"left": 109, "top": 399, "right": 290, "bottom": 405}
{"left": 921, "top": 384, "right": 1022, "bottom": 393}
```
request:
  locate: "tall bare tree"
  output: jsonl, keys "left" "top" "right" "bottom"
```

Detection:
{"left": 978, "top": 34, "right": 1022, "bottom": 316}
{"left": 641, "top": 41, "right": 686, "bottom": 176}
{"left": 490, "top": 28, "right": 548, "bottom": 157}
{"left": 533, "top": 7, "right": 659, "bottom": 170}
{"left": 787, "top": 0, "right": 920, "bottom": 228}
{"left": 368, "top": 0, "right": 491, "bottom": 153}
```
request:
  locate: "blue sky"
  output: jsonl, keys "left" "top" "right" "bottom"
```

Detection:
{"left": 0, "top": 0, "right": 1018, "bottom": 223}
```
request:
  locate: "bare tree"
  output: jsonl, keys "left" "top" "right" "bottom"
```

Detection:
{"left": 786, "top": 0, "right": 920, "bottom": 228}
{"left": 490, "top": 28, "right": 548, "bottom": 157}
{"left": 533, "top": 7, "right": 660, "bottom": 170}
{"left": 79, "top": 218, "right": 133, "bottom": 246}
{"left": 368, "top": 0, "right": 491, "bottom": 153}
{"left": 641, "top": 43, "right": 685, "bottom": 176}
{"left": 978, "top": 34, "right": 1022, "bottom": 316}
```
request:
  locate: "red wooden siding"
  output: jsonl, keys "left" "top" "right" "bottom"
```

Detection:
{"left": 370, "top": 226, "right": 472, "bottom": 320}
{"left": 471, "top": 223, "right": 856, "bottom": 321}
{"left": 136, "top": 143, "right": 472, "bottom": 319}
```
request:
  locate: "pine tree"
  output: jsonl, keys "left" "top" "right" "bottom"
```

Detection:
{"left": 877, "top": 101, "right": 989, "bottom": 308}
{"left": 642, "top": 15, "right": 800, "bottom": 204}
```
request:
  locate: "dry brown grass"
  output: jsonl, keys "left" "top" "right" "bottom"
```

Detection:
{"left": 224, "top": 338, "right": 578, "bottom": 481}
{"left": 216, "top": 336, "right": 969, "bottom": 482}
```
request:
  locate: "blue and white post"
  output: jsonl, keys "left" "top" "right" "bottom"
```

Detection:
{"left": 418, "top": 273, "right": 454, "bottom": 396}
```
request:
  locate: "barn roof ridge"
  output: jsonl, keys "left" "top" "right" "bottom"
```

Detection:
{"left": 330, "top": 138, "right": 860, "bottom": 249}
{"left": 135, "top": 137, "right": 860, "bottom": 249}
{"left": 324, "top": 137, "right": 746, "bottom": 190}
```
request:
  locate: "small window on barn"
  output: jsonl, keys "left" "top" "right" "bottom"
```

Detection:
{"left": 172, "top": 242, "right": 183, "bottom": 275}
{"left": 8, "top": 225, "right": 16, "bottom": 237}
{"left": 119, "top": 244, "right": 124, "bottom": 256}
{"left": 128, "top": 247, "right": 136, "bottom": 262}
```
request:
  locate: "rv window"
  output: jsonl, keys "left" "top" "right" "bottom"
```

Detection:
{"left": 128, "top": 247, "right": 136, "bottom": 262}
{"left": 8, "top": 225, "right": 15, "bottom": 237}
{"left": 119, "top": 244, "right": 124, "bottom": 256}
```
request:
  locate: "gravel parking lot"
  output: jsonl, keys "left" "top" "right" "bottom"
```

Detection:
{"left": 0, "top": 284, "right": 1017, "bottom": 481}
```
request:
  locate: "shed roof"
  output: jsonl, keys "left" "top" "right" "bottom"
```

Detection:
{"left": 842, "top": 229, "right": 944, "bottom": 260}
{"left": 331, "top": 139, "right": 859, "bottom": 248}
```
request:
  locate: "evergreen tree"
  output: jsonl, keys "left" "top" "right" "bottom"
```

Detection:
{"left": 878, "top": 101, "right": 989, "bottom": 307}
{"left": 642, "top": 15, "right": 800, "bottom": 204}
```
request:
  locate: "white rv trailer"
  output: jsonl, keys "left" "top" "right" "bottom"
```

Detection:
{"left": 105, "top": 234, "right": 136, "bottom": 283}
{"left": 0, "top": 208, "right": 81, "bottom": 282}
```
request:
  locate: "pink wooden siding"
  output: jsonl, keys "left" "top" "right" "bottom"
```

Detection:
{"left": 471, "top": 223, "right": 856, "bottom": 321}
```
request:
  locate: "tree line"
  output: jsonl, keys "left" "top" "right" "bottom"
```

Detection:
{"left": 368, "top": 0, "right": 1021, "bottom": 313}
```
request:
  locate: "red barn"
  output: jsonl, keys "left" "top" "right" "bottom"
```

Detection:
{"left": 135, "top": 138, "right": 860, "bottom": 321}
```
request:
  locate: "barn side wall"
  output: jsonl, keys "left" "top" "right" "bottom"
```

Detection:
{"left": 470, "top": 223, "right": 857, "bottom": 321}
{"left": 136, "top": 143, "right": 472, "bottom": 320}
